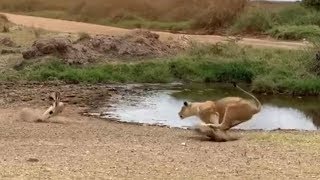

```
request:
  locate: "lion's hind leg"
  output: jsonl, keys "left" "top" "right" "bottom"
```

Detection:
{"left": 204, "top": 104, "right": 240, "bottom": 131}
{"left": 194, "top": 124, "right": 239, "bottom": 142}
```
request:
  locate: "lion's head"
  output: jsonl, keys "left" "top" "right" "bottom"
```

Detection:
{"left": 178, "top": 101, "right": 194, "bottom": 119}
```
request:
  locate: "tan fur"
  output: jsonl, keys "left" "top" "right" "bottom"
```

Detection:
{"left": 19, "top": 92, "right": 65, "bottom": 123}
{"left": 178, "top": 84, "right": 261, "bottom": 141}
{"left": 40, "top": 92, "right": 65, "bottom": 121}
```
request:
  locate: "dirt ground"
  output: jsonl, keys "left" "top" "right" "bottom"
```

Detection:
{"left": 0, "top": 83, "right": 320, "bottom": 179}
{"left": 1, "top": 12, "right": 308, "bottom": 50}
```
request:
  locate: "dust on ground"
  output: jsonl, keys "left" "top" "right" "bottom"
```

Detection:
{"left": 1, "top": 83, "right": 320, "bottom": 179}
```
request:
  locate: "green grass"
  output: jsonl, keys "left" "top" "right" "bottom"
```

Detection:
{"left": 229, "top": 5, "right": 320, "bottom": 40}
{"left": 268, "top": 25, "right": 320, "bottom": 40}
{"left": 274, "top": 5, "right": 320, "bottom": 26}
{"left": 229, "top": 8, "right": 273, "bottom": 35}
{"left": 17, "top": 58, "right": 255, "bottom": 84}
{"left": 8, "top": 42, "right": 320, "bottom": 95}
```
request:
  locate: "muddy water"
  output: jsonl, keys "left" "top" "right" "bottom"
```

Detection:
{"left": 101, "top": 83, "right": 320, "bottom": 130}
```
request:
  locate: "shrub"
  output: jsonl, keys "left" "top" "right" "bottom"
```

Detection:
{"left": 2, "top": 24, "right": 9, "bottom": 32}
{"left": 191, "top": 0, "right": 247, "bottom": 33}
{"left": 31, "top": 27, "right": 43, "bottom": 38}
{"left": 229, "top": 8, "right": 273, "bottom": 34}
{"left": 77, "top": 32, "right": 91, "bottom": 41}
{"left": 0, "top": 15, "right": 9, "bottom": 33}
{"left": 302, "top": 0, "right": 320, "bottom": 11}
{"left": 274, "top": 5, "right": 320, "bottom": 26}
{"left": 0, "top": 14, "right": 8, "bottom": 23}
{"left": 268, "top": 25, "right": 320, "bottom": 40}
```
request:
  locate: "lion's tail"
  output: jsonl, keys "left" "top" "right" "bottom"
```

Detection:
{"left": 232, "top": 82, "right": 261, "bottom": 112}
{"left": 194, "top": 125, "right": 240, "bottom": 142}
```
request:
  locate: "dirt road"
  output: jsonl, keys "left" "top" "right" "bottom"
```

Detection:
{"left": 0, "top": 83, "right": 320, "bottom": 179}
{"left": 1, "top": 12, "right": 307, "bottom": 50}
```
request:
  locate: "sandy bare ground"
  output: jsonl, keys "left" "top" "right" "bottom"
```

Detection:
{"left": 1, "top": 12, "right": 308, "bottom": 50}
{"left": 0, "top": 83, "right": 320, "bottom": 179}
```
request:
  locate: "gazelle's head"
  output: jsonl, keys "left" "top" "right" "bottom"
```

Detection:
{"left": 41, "top": 92, "right": 65, "bottom": 120}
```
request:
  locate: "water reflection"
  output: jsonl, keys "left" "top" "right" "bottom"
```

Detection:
{"left": 235, "top": 105, "right": 316, "bottom": 130}
{"left": 102, "top": 84, "right": 320, "bottom": 130}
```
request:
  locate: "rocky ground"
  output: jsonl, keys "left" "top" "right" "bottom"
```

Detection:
{"left": 0, "top": 83, "right": 320, "bottom": 179}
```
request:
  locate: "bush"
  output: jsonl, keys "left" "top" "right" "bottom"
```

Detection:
{"left": 0, "top": 14, "right": 9, "bottom": 33}
{"left": 308, "top": 40, "right": 320, "bottom": 75}
{"left": 274, "top": 5, "right": 320, "bottom": 26}
{"left": 2, "top": 24, "right": 9, "bottom": 32}
{"left": 0, "top": 14, "right": 8, "bottom": 23}
{"left": 229, "top": 8, "right": 273, "bottom": 34}
{"left": 191, "top": 0, "right": 247, "bottom": 33}
{"left": 302, "top": 0, "right": 320, "bottom": 10}
{"left": 77, "top": 32, "right": 91, "bottom": 41}
{"left": 268, "top": 25, "right": 320, "bottom": 40}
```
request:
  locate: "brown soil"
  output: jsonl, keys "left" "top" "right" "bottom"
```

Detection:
{"left": 22, "top": 30, "right": 181, "bottom": 64}
{"left": 2, "top": 12, "right": 308, "bottom": 50}
{"left": 0, "top": 83, "right": 320, "bottom": 179}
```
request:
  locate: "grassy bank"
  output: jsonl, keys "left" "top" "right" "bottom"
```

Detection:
{"left": 1, "top": 1, "right": 320, "bottom": 40}
{"left": 230, "top": 5, "right": 320, "bottom": 40}
{"left": 7, "top": 42, "right": 320, "bottom": 95}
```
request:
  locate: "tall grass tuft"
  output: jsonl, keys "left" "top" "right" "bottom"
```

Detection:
{"left": 229, "top": 8, "right": 273, "bottom": 35}
{"left": 191, "top": 0, "right": 248, "bottom": 33}
{"left": 0, "top": 14, "right": 8, "bottom": 23}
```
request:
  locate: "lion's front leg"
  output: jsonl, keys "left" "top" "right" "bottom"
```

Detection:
{"left": 197, "top": 112, "right": 219, "bottom": 130}
{"left": 209, "top": 112, "right": 220, "bottom": 125}
{"left": 204, "top": 105, "right": 237, "bottom": 131}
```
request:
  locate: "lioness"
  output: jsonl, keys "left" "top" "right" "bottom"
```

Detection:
{"left": 178, "top": 83, "right": 261, "bottom": 140}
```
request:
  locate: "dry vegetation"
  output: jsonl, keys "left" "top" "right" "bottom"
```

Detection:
{"left": 0, "top": 0, "right": 245, "bottom": 21}
{"left": 1, "top": 0, "right": 319, "bottom": 40}
{"left": 0, "top": 0, "right": 247, "bottom": 33}
{"left": 0, "top": 14, "right": 9, "bottom": 32}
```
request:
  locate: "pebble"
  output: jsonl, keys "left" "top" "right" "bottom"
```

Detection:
{"left": 27, "top": 158, "right": 39, "bottom": 163}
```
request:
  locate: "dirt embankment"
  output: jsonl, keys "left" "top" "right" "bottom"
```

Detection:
{"left": 0, "top": 83, "right": 320, "bottom": 179}
{"left": 21, "top": 30, "right": 183, "bottom": 64}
